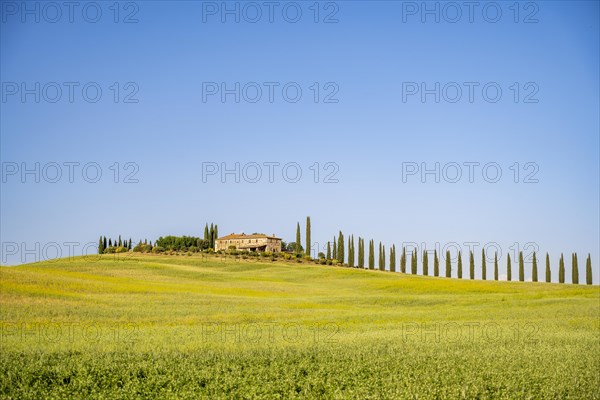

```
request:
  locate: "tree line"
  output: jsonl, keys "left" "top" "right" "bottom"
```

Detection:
{"left": 294, "top": 218, "right": 593, "bottom": 285}
{"left": 98, "top": 222, "right": 219, "bottom": 254}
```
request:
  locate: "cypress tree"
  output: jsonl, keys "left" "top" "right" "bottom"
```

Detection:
{"left": 128, "top": 238, "right": 132, "bottom": 250}
{"left": 423, "top": 251, "right": 428, "bottom": 276}
{"left": 305, "top": 216, "right": 311, "bottom": 257}
{"left": 348, "top": 236, "right": 354, "bottom": 268}
{"left": 338, "top": 231, "right": 344, "bottom": 264}
{"left": 400, "top": 247, "right": 406, "bottom": 273}
{"left": 545, "top": 253, "right": 551, "bottom": 283}
{"left": 381, "top": 245, "right": 386, "bottom": 271}
{"left": 326, "top": 242, "right": 331, "bottom": 260}
{"left": 378, "top": 242, "right": 383, "bottom": 270}
{"left": 363, "top": 239, "right": 367, "bottom": 268}
{"left": 109, "top": 238, "right": 112, "bottom": 247}
{"left": 411, "top": 251, "right": 417, "bottom": 275}
{"left": 572, "top": 253, "right": 579, "bottom": 284}
{"left": 368, "top": 240, "right": 375, "bottom": 270}
{"left": 214, "top": 225, "right": 218, "bottom": 245}
{"left": 532, "top": 252, "right": 538, "bottom": 282}
{"left": 390, "top": 245, "right": 396, "bottom": 272}
{"left": 586, "top": 254, "right": 592, "bottom": 285}
{"left": 359, "top": 238, "right": 365, "bottom": 268}
{"left": 457, "top": 251, "right": 462, "bottom": 279}
{"left": 204, "top": 224, "right": 209, "bottom": 241}
{"left": 445, "top": 250, "right": 451, "bottom": 278}
{"left": 559, "top": 253, "right": 565, "bottom": 283}
{"left": 494, "top": 252, "right": 498, "bottom": 280}
{"left": 209, "top": 224, "right": 214, "bottom": 248}
{"left": 481, "top": 249, "right": 486, "bottom": 280}
{"left": 118, "top": 235, "right": 122, "bottom": 247}
{"left": 433, "top": 250, "right": 439, "bottom": 277}
{"left": 98, "top": 236, "right": 105, "bottom": 254}
{"left": 103, "top": 236, "right": 107, "bottom": 250}
{"left": 469, "top": 251, "right": 474, "bottom": 279}
{"left": 333, "top": 237, "right": 337, "bottom": 260}
{"left": 519, "top": 251, "right": 524, "bottom": 282}
{"left": 295, "top": 223, "right": 301, "bottom": 255}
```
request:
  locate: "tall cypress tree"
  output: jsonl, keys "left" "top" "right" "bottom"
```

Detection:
{"left": 494, "top": 252, "right": 498, "bottom": 280}
{"left": 103, "top": 236, "right": 107, "bottom": 251}
{"left": 214, "top": 225, "right": 218, "bottom": 244}
{"left": 400, "top": 247, "right": 406, "bottom": 273}
{"left": 481, "top": 249, "right": 486, "bottom": 280}
{"left": 359, "top": 238, "right": 365, "bottom": 268}
{"left": 423, "top": 251, "right": 429, "bottom": 276}
{"left": 559, "top": 254, "right": 565, "bottom": 283}
{"left": 572, "top": 253, "right": 579, "bottom": 284}
{"left": 445, "top": 250, "right": 451, "bottom": 278}
{"left": 305, "top": 217, "right": 311, "bottom": 257}
{"left": 507, "top": 253, "right": 512, "bottom": 281}
{"left": 545, "top": 253, "right": 551, "bottom": 283}
{"left": 204, "top": 224, "right": 209, "bottom": 241}
{"left": 433, "top": 250, "right": 439, "bottom": 277}
{"left": 469, "top": 251, "right": 474, "bottom": 280}
{"left": 518, "top": 251, "right": 524, "bottom": 282}
{"left": 378, "top": 242, "right": 383, "bottom": 270}
{"left": 368, "top": 240, "right": 375, "bottom": 270}
{"left": 532, "top": 252, "right": 538, "bottom": 282}
{"left": 411, "top": 251, "right": 417, "bottom": 275}
{"left": 586, "top": 254, "right": 592, "bottom": 285}
{"left": 109, "top": 238, "right": 112, "bottom": 247}
{"left": 295, "top": 223, "right": 301, "bottom": 255}
{"left": 98, "top": 236, "right": 105, "bottom": 254}
{"left": 381, "top": 245, "right": 386, "bottom": 271}
{"left": 333, "top": 237, "right": 337, "bottom": 260}
{"left": 338, "top": 231, "right": 344, "bottom": 264}
{"left": 209, "top": 224, "right": 214, "bottom": 248}
{"left": 326, "top": 242, "right": 331, "bottom": 260}
{"left": 118, "top": 235, "right": 122, "bottom": 247}
{"left": 348, "top": 236, "right": 354, "bottom": 268}
{"left": 390, "top": 245, "right": 396, "bottom": 272}
{"left": 457, "top": 251, "right": 462, "bottom": 279}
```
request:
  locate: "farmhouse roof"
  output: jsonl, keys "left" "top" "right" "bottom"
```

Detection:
{"left": 217, "top": 233, "right": 281, "bottom": 240}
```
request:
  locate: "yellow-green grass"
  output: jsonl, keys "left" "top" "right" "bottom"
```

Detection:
{"left": 1, "top": 254, "right": 598, "bottom": 399}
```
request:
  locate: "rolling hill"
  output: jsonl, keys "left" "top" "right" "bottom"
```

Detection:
{"left": 1, "top": 254, "right": 598, "bottom": 399}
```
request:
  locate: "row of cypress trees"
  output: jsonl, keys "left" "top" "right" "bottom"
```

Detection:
{"left": 98, "top": 235, "right": 133, "bottom": 253}
{"left": 293, "top": 221, "right": 593, "bottom": 285}
{"left": 323, "top": 234, "right": 593, "bottom": 284}
{"left": 203, "top": 223, "right": 219, "bottom": 249}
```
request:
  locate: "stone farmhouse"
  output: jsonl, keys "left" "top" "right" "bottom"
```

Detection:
{"left": 215, "top": 233, "right": 282, "bottom": 253}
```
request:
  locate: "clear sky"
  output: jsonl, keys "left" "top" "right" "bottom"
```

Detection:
{"left": 1, "top": 1, "right": 598, "bottom": 282}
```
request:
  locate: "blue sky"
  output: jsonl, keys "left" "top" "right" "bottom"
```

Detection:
{"left": 1, "top": 1, "right": 598, "bottom": 282}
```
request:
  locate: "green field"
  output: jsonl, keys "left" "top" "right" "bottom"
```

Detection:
{"left": 1, "top": 254, "right": 598, "bottom": 399}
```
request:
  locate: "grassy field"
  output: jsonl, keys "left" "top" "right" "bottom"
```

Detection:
{"left": 1, "top": 253, "right": 598, "bottom": 399}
